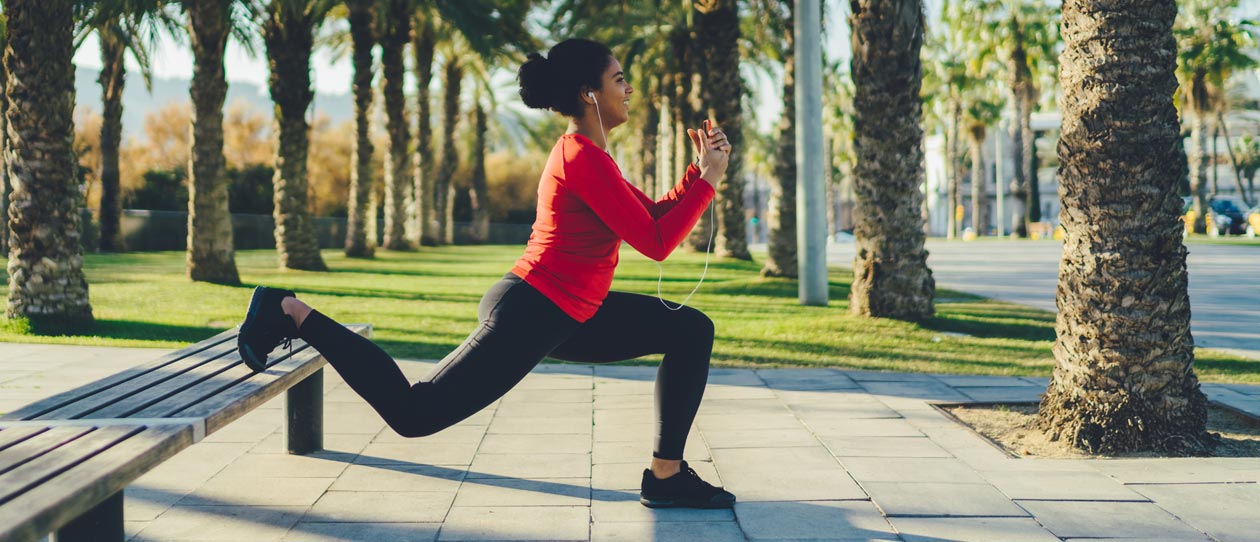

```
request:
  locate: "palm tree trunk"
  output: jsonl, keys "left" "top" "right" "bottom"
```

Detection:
{"left": 695, "top": 0, "right": 749, "bottom": 260}
{"left": 1037, "top": 0, "right": 1211, "bottom": 455}
{"left": 469, "top": 99, "right": 490, "bottom": 244}
{"left": 640, "top": 74, "right": 660, "bottom": 195}
{"left": 3, "top": 0, "right": 94, "bottom": 328}
{"left": 763, "top": 3, "right": 797, "bottom": 278}
{"left": 344, "top": 0, "right": 375, "bottom": 258}
{"left": 436, "top": 56, "right": 462, "bottom": 245}
{"left": 969, "top": 125, "right": 988, "bottom": 235}
{"left": 412, "top": 15, "right": 437, "bottom": 246}
{"left": 380, "top": 3, "right": 411, "bottom": 250}
{"left": 1007, "top": 33, "right": 1031, "bottom": 237}
{"left": 98, "top": 24, "right": 126, "bottom": 252}
{"left": 947, "top": 104, "right": 961, "bottom": 239}
{"left": 1189, "top": 102, "right": 1210, "bottom": 233}
{"left": 0, "top": 26, "right": 8, "bottom": 258}
{"left": 265, "top": 9, "right": 326, "bottom": 272}
{"left": 1022, "top": 88, "right": 1040, "bottom": 227}
{"left": 186, "top": 0, "right": 240, "bottom": 285}
{"left": 849, "top": 0, "right": 935, "bottom": 321}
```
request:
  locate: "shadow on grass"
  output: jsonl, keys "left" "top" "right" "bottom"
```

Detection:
{"left": 0, "top": 318, "right": 226, "bottom": 343}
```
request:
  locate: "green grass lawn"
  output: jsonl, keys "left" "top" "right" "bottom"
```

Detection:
{"left": 2, "top": 245, "right": 1256, "bottom": 383}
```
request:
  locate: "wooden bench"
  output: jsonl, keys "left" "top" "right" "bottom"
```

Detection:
{"left": 0, "top": 324, "right": 370, "bottom": 542}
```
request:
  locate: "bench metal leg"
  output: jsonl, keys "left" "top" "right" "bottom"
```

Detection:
{"left": 286, "top": 367, "right": 324, "bottom": 454}
{"left": 53, "top": 490, "right": 123, "bottom": 542}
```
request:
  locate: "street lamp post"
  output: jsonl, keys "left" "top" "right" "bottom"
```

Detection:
{"left": 796, "top": 0, "right": 827, "bottom": 306}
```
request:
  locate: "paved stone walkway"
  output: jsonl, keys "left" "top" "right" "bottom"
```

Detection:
{"left": 2, "top": 344, "right": 1259, "bottom": 542}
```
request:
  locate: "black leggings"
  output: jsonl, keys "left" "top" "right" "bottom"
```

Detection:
{"left": 297, "top": 273, "right": 714, "bottom": 460}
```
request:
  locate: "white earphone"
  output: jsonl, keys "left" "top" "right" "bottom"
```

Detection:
{"left": 587, "top": 89, "right": 714, "bottom": 311}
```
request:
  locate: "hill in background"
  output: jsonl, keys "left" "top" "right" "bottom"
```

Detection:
{"left": 74, "top": 66, "right": 354, "bottom": 142}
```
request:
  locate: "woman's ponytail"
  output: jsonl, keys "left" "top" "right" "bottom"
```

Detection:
{"left": 518, "top": 52, "right": 556, "bottom": 111}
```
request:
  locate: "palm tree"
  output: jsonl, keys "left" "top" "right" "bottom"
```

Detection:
{"left": 967, "top": 0, "right": 1058, "bottom": 237}
{"left": 746, "top": 0, "right": 796, "bottom": 277}
{"left": 849, "top": 0, "right": 935, "bottom": 321}
{"left": 434, "top": 50, "right": 462, "bottom": 245}
{"left": 412, "top": 12, "right": 438, "bottom": 246}
{"left": 378, "top": 0, "right": 411, "bottom": 250}
{"left": 0, "top": 11, "right": 9, "bottom": 258}
{"left": 342, "top": 0, "right": 375, "bottom": 258}
{"left": 261, "top": 0, "right": 333, "bottom": 270}
{"left": 922, "top": 19, "right": 967, "bottom": 239}
{"left": 694, "top": 0, "right": 749, "bottom": 260}
{"left": 1036, "top": 0, "right": 1212, "bottom": 454}
{"left": 1174, "top": 0, "right": 1256, "bottom": 233}
{"left": 79, "top": 1, "right": 176, "bottom": 253}
{"left": 963, "top": 84, "right": 1003, "bottom": 236}
{"left": 3, "top": 0, "right": 94, "bottom": 328}
{"left": 182, "top": 0, "right": 253, "bottom": 285}
{"left": 468, "top": 90, "right": 491, "bottom": 243}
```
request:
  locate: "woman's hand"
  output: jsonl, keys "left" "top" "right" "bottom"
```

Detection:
{"left": 687, "top": 120, "right": 732, "bottom": 184}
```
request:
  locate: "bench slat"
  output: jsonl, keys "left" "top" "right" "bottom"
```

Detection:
{"left": 0, "top": 424, "right": 192, "bottom": 542}
{"left": 36, "top": 340, "right": 239, "bottom": 420}
{"left": 1, "top": 329, "right": 238, "bottom": 422}
{"left": 0, "top": 426, "right": 49, "bottom": 454}
{"left": 128, "top": 342, "right": 316, "bottom": 423}
{"left": 0, "top": 427, "right": 95, "bottom": 479}
{"left": 0, "top": 426, "right": 139, "bottom": 506}
{"left": 85, "top": 344, "right": 246, "bottom": 419}
{"left": 183, "top": 342, "right": 328, "bottom": 435}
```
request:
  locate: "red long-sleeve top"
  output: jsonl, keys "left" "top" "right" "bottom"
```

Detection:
{"left": 511, "top": 133, "right": 716, "bottom": 322}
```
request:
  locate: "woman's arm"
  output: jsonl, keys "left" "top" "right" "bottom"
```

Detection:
{"left": 565, "top": 148, "right": 715, "bottom": 262}
{"left": 626, "top": 163, "right": 706, "bottom": 219}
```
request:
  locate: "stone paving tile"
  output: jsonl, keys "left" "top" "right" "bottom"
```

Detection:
{"left": 512, "top": 375, "right": 593, "bottom": 390}
{"left": 591, "top": 436, "right": 708, "bottom": 464}
{"left": 212, "top": 450, "right": 353, "bottom": 479}
{"left": 589, "top": 489, "right": 735, "bottom": 522}
{"left": 864, "top": 482, "right": 1029, "bottom": 517}
{"left": 373, "top": 424, "right": 488, "bottom": 444}
{"left": 980, "top": 470, "right": 1147, "bottom": 501}
{"left": 126, "top": 487, "right": 186, "bottom": 522}
{"left": 889, "top": 517, "right": 1062, "bottom": 542}
{"left": 593, "top": 393, "right": 653, "bottom": 410}
{"left": 720, "top": 466, "right": 868, "bottom": 502}
{"left": 356, "top": 440, "right": 483, "bottom": 466}
{"left": 957, "top": 386, "right": 1044, "bottom": 403}
{"left": 755, "top": 368, "right": 860, "bottom": 391}
{"left": 710, "top": 445, "right": 844, "bottom": 471}
{"left": 452, "top": 477, "right": 591, "bottom": 507}
{"left": 936, "top": 375, "right": 1039, "bottom": 388}
{"left": 1016, "top": 500, "right": 1210, "bottom": 540}
{"left": 306, "top": 491, "right": 456, "bottom": 523}
{"left": 281, "top": 522, "right": 440, "bottom": 542}
{"left": 178, "top": 477, "right": 335, "bottom": 507}
{"left": 789, "top": 402, "right": 903, "bottom": 420}
{"left": 131, "top": 505, "right": 307, "bottom": 541}
{"left": 1129, "top": 482, "right": 1260, "bottom": 542}
{"left": 1064, "top": 539, "right": 1212, "bottom": 542}
{"left": 703, "top": 385, "right": 780, "bottom": 400}
{"left": 700, "top": 397, "right": 795, "bottom": 414}
{"left": 701, "top": 427, "right": 821, "bottom": 449}
{"left": 594, "top": 408, "right": 654, "bottom": 426}
{"left": 500, "top": 388, "right": 593, "bottom": 404}
{"left": 808, "top": 418, "right": 925, "bottom": 437}
{"left": 840, "top": 457, "right": 986, "bottom": 484}
{"left": 1089, "top": 458, "right": 1259, "bottom": 484}
{"left": 467, "top": 452, "right": 591, "bottom": 479}
{"left": 437, "top": 506, "right": 589, "bottom": 541}
{"left": 478, "top": 433, "right": 593, "bottom": 455}
{"left": 249, "top": 431, "right": 375, "bottom": 456}
{"left": 328, "top": 464, "right": 465, "bottom": 493}
{"left": 840, "top": 370, "right": 940, "bottom": 382}
{"left": 823, "top": 436, "right": 953, "bottom": 458}
{"left": 486, "top": 416, "right": 593, "bottom": 435}
{"left": 591, "top": 521, "right": 745, "bottom": 542}
{"left": 735, "top": 501, "right": 898, "bottom": 541}
{"left": 696, "top": 413, "right": 806, "bottom": 431}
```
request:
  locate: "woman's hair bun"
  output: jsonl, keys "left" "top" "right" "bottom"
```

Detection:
{"left": 518, "top": 52, "right": 555, "bottom": 111}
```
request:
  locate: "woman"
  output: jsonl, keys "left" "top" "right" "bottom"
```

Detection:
{"left": 237, "top": 38, "right": 735, "bottom": 509}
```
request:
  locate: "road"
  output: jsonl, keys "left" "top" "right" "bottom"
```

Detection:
{"left": 823, "top": 240, "right": 1260, "bottom": 360}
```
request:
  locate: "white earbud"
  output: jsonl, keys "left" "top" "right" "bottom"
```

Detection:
{"left": 588, "top": 91, "right": 609, "bottom": 153}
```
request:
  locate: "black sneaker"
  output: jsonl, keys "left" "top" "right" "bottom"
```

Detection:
{"left": 640, "top": 460, "right": 736, "bottom": 509}
{"left": 237, "top": 286, "right": 299, "bottom": 372}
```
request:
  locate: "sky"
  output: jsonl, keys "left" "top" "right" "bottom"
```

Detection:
{"left": 71, "top": 3, "right": 856, "bottom": 134}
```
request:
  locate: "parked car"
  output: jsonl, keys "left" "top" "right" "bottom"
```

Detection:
{"left": 1184, "top": 197, "right": 1249, "bottom": 236}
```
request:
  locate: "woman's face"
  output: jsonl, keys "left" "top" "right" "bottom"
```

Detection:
{"left": 590, "top": 56, "right": 633, "bottom": 129}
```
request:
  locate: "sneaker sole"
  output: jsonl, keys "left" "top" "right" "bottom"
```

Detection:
{"left": 639, "top": 496, "right": 735, "bottom": 509}
{"left": 238, "top": 287, "right": 271, "bottom": 373}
